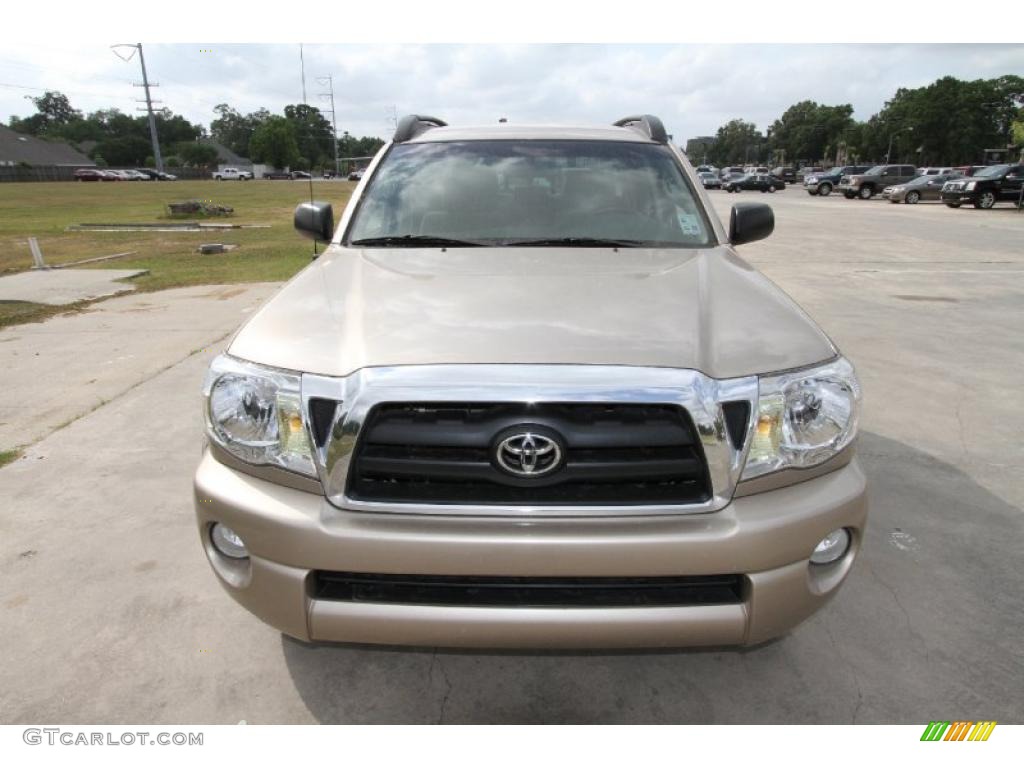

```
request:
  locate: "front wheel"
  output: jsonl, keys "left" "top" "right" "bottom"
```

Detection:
{"left": 858, "top": 185, "right": 874, "bottom": 200}
{"left": 806, "top": 189, "right": 818, "bottom": 196}
{"left": 975, "top": 191, "right": 996, "bottom": 209}
{"left": 819, "top": 182, "right": 833, "bottom": 196}
{"left": 768, "top": 186, "right": 775, "bottom": 193}
{"left": 906, "top": 191, "right": 921, "bottom": 204}
{"left": 844, "top": 191, "right": 856, "bottom": 199}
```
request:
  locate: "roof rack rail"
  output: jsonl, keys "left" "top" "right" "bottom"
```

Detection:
{"left": 613, "top": 115, "right": 668, "bottom": 144}
{"left": 393, "top": 114, "right": 448, "bottom": 143}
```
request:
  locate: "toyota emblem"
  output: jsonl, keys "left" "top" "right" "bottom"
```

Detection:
{"left": 494, "top": 430, "right": 564, "bottom": 478}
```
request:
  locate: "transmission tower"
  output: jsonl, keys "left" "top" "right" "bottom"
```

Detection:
{"left": 317, "top": 76, "right": 340, "bottom": 175}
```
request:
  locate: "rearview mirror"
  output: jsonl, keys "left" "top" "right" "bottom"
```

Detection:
{"left": 294, "top": 201, "right": 334, "bottom": 242}
{"left": 729, "top": 202, "right": 774, "bottom": 246}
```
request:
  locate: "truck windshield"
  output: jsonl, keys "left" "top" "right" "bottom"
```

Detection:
{"left": 346, "top": 140, "right": 712, "bottom": 248}
{"left": 973, "top": 164, "right": 1010, "bottom": 178}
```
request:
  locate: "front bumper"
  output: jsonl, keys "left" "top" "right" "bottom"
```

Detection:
{"left": 940, "top": 191, "right": 976, "bottom": 204}
{"left": 194, "top": 450, "right": 868, "bottom": 648}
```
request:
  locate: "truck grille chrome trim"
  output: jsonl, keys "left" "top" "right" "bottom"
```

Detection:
{"left": 301, "top": 365, "right": 758, "bottom": 517}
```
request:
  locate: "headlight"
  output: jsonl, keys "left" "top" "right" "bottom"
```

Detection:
{"left": 742, "top": 357, "right": 861, "bottom": 480}
{"left": 965, "top": 181, "right": 977, "bottom": 191}
{"left": 203, "top": 354, "right": 315, "bottom": 476}
{"left": 806, "top": 176, "right": 817, "bottom": 184}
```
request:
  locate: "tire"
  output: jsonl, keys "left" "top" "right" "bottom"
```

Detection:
{"left": 945, "top": 203, "right": 961, "bottom": 209}
{"left": 806, "top": 189, "right": 818, "bottom": 196}
{"left": 819, "top": 182, "right": 833, "bottom": 196}
{"left": 905, "top": 191, "right": 920, "bottom": 204}
{"left": 858, "top": 185, "right": 874, "bottom": 200}
{"left": 844, "top": 191, "right": 856, "bottom": 199}
{"left": 889, "top": 197, "right": 900, "bottom": 204}
{"left": 768, "top": 186, "right": 775, "bottom": 193}
{"left": 975, "top": 191, "right": 996, "bottom": 209}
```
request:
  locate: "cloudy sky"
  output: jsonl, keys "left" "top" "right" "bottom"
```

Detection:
{"left": 2, "top": 43, "right": 1021, "bottom": 141}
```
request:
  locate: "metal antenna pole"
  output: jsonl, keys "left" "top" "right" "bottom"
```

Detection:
{"left": 300, "top": 44, "right": 307, "bottom": 104}
{"left": 112, "top": 44, "right": 163, "bottom": 172}
{"left": 317, "top": 76, "right": 340, "bottom": 176}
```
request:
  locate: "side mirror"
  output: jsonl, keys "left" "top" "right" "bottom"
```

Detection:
{"left": 729, "top": 202, "right": 774, "bottom": 246}
{"left": 294, "top": 201, "right": 334, "bottom": 242}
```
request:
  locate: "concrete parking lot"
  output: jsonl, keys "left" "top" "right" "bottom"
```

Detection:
{"left": 1, "top": 191, "right": 1022, "bottom": 724}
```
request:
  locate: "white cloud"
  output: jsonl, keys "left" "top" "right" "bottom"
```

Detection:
{"left": 1, "top": 43, "right": 1021, "bottom": 142}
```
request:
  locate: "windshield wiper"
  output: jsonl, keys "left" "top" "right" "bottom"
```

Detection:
{"left": 502, "top": 237, "right": 645, "bottom": 248}
{"left": 349, "top": 234, "right": 487, "bottom": 247}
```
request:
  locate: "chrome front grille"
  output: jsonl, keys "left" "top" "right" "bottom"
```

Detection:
{"left": 301, "top": 365, "right": 758, "bottom": 517}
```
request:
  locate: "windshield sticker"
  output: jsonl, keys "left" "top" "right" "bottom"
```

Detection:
{"left": 677, "top": 212, "right": 701, "bottom": 236}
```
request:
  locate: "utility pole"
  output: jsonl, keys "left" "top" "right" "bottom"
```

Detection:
{"left": 317, "top": 76, "right": 340, "bottom": 176}
{"left": 300, "top": 44, "right": 307, "bottom": 104}
{"left": 112, "top": 43, "right": 163, "bottom": 172}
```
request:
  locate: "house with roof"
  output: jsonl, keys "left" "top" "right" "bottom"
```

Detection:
{"left": 199, "top": 137, "right": 281, "bottom": 178}
{"left": 0, "top": 125, "right": 95, "bottom": 168}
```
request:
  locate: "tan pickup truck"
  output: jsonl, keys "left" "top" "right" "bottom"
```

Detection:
{"left": 194, "top": 114, "right": 866, "bottom": 648}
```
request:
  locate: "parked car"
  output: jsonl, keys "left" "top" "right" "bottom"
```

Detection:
{"left": 803, "top": 165, "right": 872, "bottom": 196}
{"left": 771, "top": 166, "right": 796, "bottom": 184}
{"left": 347, "top": 168, "right": 366, "bottom": 181}
{"left": 73, "top": 168, "right": 106, "bottom": 182}
{"left": 262, "top": 171, "right": 292, "bottom": 180}
{"left": 796, "top": 166, "right": 824, "bottom": 182}
{"left": 134, "top": 168, "right": 177, "bottom": 181}
{"left": 194, "top": 112, "right": 865, "bottom": 649}
{"left": 883, "top": 172, "right": 962, "bottom": 204}
{"left": 915, "top": 167, "right": 954, "bottom": 177}
{"left": 838, "top": 164, "right": 917, "bottom": 199}
{"left": 290, "top": 170, "right": 312, "bottom": 180}
{"left": 723, "top": 173, "right": 777, "bottom": 193}
{"left": 952, "top": 165, "right": 991, "bottom": 177}
{"left": 698, "top": 171, "right": 722, "bottom": 189}
{"left": 213, "top": 167, "right": 253, "bottom": 181}
{"left": 940, "top": 163, "right": 1024, "bottom": 209}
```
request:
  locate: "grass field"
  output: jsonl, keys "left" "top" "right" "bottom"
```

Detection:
{"left": 0, "top": 179, "right": 354, "bottom": 328}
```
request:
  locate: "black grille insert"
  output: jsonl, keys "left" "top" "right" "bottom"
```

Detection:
{"left": 313, "top": 571, "right": 744, "bottom": 607}
{"left": 346, "top": 402, "right": 712, "bottom": 506}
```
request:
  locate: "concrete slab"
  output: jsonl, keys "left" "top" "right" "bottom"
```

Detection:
{"left": 0, "top": 268, "right": 148, "bottom": 305}
{"left": 0, "top": 283, "right": 281, "bottom": 452}
{"left": 0, "top": 194, "right": 1022, "bottom": 724}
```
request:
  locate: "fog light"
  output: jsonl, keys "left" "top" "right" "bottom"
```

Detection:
{"left": 810, "top": 528, "right": 850, "bottom": 565}
{"left": 211, "top": 523, "right": 248, "bottom": 559}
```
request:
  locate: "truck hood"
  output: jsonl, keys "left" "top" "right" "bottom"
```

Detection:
{"left": 228, "top": 246, "right": 836, "bottom": 380}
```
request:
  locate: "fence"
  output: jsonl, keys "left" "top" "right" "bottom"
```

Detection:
{"left": 0, "top": 165, "right": 214, "bottom": 182}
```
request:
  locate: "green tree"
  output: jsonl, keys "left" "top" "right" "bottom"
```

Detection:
{"left": 8, "top": 91, "right": 81, "bottom": 135}
{"left": 175, "top": 141, "right": 219, "bottom": 167}
{"left": 210, "top": 104, "right": 268, "bottom": 157}
{"left": 283, "top": 104, "right": 334, "bottom": 169}
{"left": 707, "top": 119, "right": 765, "bottom": 165}
{"left": 769, "top": 101, "right": 854, "bottom": 165}
{"left": 249, "top": 117, "right": 300, "bottom": 169}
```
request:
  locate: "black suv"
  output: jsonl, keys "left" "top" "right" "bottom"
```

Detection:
{"left": 771, "top": 166, "right": 796, "bottom": 184}
{"left": 804, "top": 166, "right": 872, "bottom": 197}
{"left": 940, "top": 163, "right": 1024, "bottom": 209}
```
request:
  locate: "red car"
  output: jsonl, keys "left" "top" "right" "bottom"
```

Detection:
{"left": 74, "top": 168, "right": 107, "bottom": 182}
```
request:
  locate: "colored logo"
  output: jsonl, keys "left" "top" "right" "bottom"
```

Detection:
{"left": 920, "top": 721, "right": 996, "bottom": 742}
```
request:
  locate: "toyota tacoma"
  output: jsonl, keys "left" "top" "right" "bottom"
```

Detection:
{"left": 194, "top": 114, "right": 867, "bottom": 648}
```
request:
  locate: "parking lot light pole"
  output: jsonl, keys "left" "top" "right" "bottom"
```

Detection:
{"left": 886, "top": 126, "right": 913, "bottom": 164}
